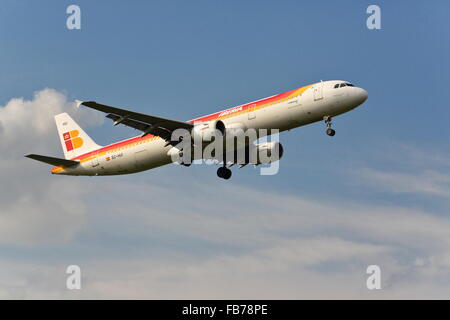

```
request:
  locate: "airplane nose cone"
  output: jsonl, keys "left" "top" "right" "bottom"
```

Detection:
{"left": 358, "top": 88, "right": 368, "bottom": 104}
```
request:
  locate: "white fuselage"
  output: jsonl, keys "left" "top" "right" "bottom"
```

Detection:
{"left": 53, "top": 80, "right": 368, "bottom": 176}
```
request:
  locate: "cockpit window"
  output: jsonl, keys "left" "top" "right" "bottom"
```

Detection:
{"left": 335, "top": 82, "right": 355, "bottom": 88}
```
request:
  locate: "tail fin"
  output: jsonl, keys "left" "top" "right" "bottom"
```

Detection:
{"left": 55, "top": 113, "right": 101, "bottom": 159}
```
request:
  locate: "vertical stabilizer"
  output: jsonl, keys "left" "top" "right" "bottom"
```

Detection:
{"left": 54, "top": 113, "right": 101, "bottom": 159}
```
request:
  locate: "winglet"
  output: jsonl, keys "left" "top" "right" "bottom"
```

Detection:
{"left": 75, "top": 100, "right": 84, "bottom": 108}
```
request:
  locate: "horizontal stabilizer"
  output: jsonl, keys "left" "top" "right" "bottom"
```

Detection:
{"left": 25, "top": 154, "right": 79, "bottom": 167}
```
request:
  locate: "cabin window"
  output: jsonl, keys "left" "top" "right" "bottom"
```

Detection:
{"left": 339, "top": 83, "right": 346, "bottom": 88}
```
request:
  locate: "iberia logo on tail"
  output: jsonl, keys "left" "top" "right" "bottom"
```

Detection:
{"left": 63, "top": 130, "right": 83, "bottom": 151}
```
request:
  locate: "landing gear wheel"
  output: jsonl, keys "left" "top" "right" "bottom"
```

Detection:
{"left": 326, "top": 128, "right": 336, "bottom": 136}
{"left": 222, "top": 168, "right": 232, "bottom": 180}
{"left": 217, "top": 167, "right": 232, "bottom": 179}
{"left": 324, "top": 116, "right": 335, "bottom": 137}
{"left": 217, "top": 167, "right": 225, "bottom": 178}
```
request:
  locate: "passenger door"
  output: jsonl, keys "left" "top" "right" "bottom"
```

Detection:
{"left": 313, "top": 82, "right": 324, "bottom": 101}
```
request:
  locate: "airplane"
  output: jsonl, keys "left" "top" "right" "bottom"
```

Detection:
{"left": 26, "top": 80, "right": 368, "bottom": 179}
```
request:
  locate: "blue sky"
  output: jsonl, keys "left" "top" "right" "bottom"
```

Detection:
{"left": 0, "top": 0, "right": 450, "bottom": 298}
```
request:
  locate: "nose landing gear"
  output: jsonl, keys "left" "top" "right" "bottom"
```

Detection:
{"left": 326, "top": 128, "right": 335, "bottom": 136}
{"left": 324, "top": 116, "right": 336, "bottom": 136}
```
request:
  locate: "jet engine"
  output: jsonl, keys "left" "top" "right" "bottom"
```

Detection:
{"left": 231, "top": 141, "right": 284, "bottom": 165}
{"left": 252, "top": 141, "right": 284, "bottom": 164}
{"left": 191, "top": 120, "right": 225, "bottom": 142}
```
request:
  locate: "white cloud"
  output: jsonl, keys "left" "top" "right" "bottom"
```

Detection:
{"left": 76, "top": 177, "right": 450, "bottom": 299}
{"left": 358, "top": 167, "right": 450, "bottom": 198}
{"left": 353, "top": 142, "right": 450, "bottom": 199}
{"left": 3, "top": 177, "right": 450, "bottom": 299}
{"left": 0, "top": 88, "right": 102, "bottom": 245}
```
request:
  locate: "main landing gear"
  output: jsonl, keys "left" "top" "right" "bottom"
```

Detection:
{"left": 324, "top": 116, "right": 336, "bottom": 136}
{"left": 217, "top": 166, "right": 232, "bottom": 180}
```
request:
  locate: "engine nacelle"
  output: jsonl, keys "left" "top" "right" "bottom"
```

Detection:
{"left": 231, "top": 142, "right": 284, "bottom": 165}
{"left": 224, "top": 122, "right": 247, "bottom": 136}
{"left": 252, "top": 141, "right": 284, "bottom": 164}
{"left": 191, "top": 120, "right": 225, "bottom": 142}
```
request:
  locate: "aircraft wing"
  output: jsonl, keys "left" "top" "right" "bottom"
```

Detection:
{"left": 79, "top": 101, "right": 193, "bottom": 141}
{"left": 25, "top": 154, "right": 79, "bottom": 167}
